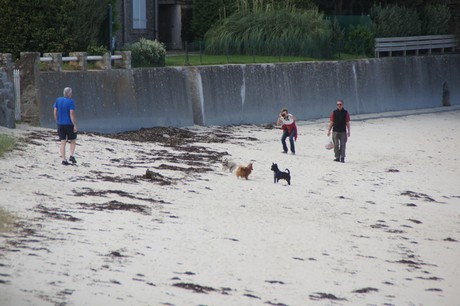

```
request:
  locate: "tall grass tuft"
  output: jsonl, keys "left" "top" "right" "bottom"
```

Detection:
{"left": 0, "top": 134, "right": 15, "bottom": 158}
{"left": 205, "top": 1, "right": 333, "bottom": 58}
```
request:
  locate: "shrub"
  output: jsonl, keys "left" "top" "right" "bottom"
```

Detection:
{"left": 191, "top": 0, "right": 236, "bottom": 41}
{"left": 124, "top": 38, "right": 166, "bottom": 67}
{"left": 344, "top": 25, "right": 374, "bottom": 56}
{"left": 371, "top": 4, "right": 421, "bottom": 37}
{"left": 421, "top": 4, "right": 451, "bottom": 35}
{"left": 87, "top": 45, "right": 108, "bottom": 55}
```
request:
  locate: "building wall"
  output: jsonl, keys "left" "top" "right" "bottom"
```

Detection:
{"left": 158, "top": 4, "right": 183, "bottom": 49}
{"left": 116, "top": 0, "right": 156, "bottom": 48}
{"left": 116, "top": 0, "right": 190, "bottom": 49}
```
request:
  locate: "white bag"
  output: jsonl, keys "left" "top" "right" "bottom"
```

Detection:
{"left": 325, "top": 139, "right": 333, "bottom": 150}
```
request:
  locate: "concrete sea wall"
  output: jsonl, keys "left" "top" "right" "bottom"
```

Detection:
{"left": 38, "top": 55, "right": 460, "bottom": 133}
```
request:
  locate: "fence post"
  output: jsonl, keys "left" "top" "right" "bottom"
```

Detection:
{"left": 114, "top": 51, "right": 131, "bottom": 69}
{"left": 43, "top": 53, "right": 63, "bottom": 72}
{"left": 199, "top": 41, "right": 203, "bottom": 65}
{"left": 185, "top": 41, "right": 190, "bottom": 66}
{"left": 70, "top": 52, "right": 87, "bottom": 70}
{"left": 18, "top": 52, "right": 40, "bottom": 125}
{"left": 101, "top": 52, "right": 112, "bottom": 70}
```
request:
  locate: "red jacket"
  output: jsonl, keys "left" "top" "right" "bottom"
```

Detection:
{"left": 282, "top": 121, "right": 298, "bottom": 141}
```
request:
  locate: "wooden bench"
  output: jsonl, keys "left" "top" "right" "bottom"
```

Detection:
{"left": 375, "top": 34, "right": 458, "bottom": 57}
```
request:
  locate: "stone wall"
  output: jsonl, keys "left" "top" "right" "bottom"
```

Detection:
{"left": 18, "top": 53, "right": 41, "bottom": 125}
{"left": 0, "top": 54, "right": 15, "bottom": 128}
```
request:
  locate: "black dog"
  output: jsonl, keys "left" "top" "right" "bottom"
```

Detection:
{"left": 271, "top": 163, "right": 291, "bottom": 185}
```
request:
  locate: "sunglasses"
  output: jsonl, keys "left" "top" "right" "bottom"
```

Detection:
{"left": 337, "top": 103, "right": 343, "bottom": 106}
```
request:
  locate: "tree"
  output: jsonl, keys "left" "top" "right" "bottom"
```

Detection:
{"left": 191, "top": 0, "right": 236, "bottom": 41}
{"left": 0, "top": 0, "right": 116, "bottom": 58}
{"left": 313, "top": 0, "right": 438, "bottom": 15}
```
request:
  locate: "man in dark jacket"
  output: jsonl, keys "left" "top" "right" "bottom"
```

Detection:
{"left": 327, "top": 100, "right": 350, "bottom": 163}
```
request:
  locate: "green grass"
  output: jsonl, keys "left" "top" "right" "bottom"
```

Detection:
{"left": 0, "top": 134, "right": 15, "bottom": 158}
{"left": 165, "top": 53, "right": 369, "bottom": 67}
{"left": 0, "top": 134, "right": 17, "bottom": 232}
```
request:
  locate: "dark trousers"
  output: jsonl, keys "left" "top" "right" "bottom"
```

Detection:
{"left": 332, "top": 131, "right": 347, "bottom": 159}
{"left": 281, "top": 129, "right": 295, "bottom": 153}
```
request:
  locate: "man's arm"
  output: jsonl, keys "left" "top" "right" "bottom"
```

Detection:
{"left": 327, "top": 112, "right": 334, "bottom": 136}
{"left": 327, "top": 121, "right": 333, "bottom": 136}
{"left": 70, "top": 110, "right": 78, "bottom": 132}
{"left": 54, "top": 108, "right": 58, "bottom": 122}
{"left": 346, "top": 113, "right": 350, "bottom": 137}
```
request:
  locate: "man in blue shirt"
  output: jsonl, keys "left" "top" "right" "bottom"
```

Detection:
{"left": 53, "top": 87, "right": 78, "bottom": 165}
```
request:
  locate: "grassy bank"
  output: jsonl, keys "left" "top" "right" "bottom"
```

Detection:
{"left": 165, "top": 53, "right": 368, "bottom": 67}
{"left": 0, "top": 133, "right": 15, "bottom": 158}
{"left": 0, "top": 133, "right": 17, "bottom": 232}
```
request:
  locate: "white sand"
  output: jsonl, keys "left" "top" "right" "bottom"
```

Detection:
{"left": 1, "top": 107, "right": 459, "bottom": 306}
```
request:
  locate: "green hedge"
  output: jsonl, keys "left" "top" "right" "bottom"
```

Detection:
{"left": 344, "top": 25, "right": 374, "bottom": 56}
{"left": 0, "top": 0, "right": 117, "bottom": 58}
{"left": 371, "top": 3, "right": 451, "bottom": 38}
{"left": 421, "top": 4, "right": 451, "bottom": 35}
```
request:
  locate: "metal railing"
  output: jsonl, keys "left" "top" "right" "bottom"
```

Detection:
{"left": 39, "top": 54, "right": 123, "bottom": 62}
{"left": 38, "top": 52, "right": 131, "bottom": 70}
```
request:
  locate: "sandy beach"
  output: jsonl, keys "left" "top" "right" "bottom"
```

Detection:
{"left": 1, "top": 107, "right": 459, "bottom": 306}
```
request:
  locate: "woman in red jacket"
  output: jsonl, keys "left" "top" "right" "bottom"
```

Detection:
{"left": 277, "top": 108, "right": 297, "bottom": 155}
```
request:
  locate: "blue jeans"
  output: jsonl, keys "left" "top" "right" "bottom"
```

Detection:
{"left": 281, "top": 129, "right": 295, "bottom": 153}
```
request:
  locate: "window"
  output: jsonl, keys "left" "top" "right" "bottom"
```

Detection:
{"left": 133, "top": 0, "right": 147, "bottom": 29}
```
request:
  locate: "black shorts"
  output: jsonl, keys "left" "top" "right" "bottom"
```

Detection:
{"left": 57, "top": 125, "right": 77, "bottom": 141}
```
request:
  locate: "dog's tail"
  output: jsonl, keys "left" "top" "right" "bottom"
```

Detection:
{"left": 286, "top": 169, "right": 290, "bottom": 174}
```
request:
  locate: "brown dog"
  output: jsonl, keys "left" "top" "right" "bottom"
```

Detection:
{"left": 235, "top": 163, "right": 253, "bottom": 180}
